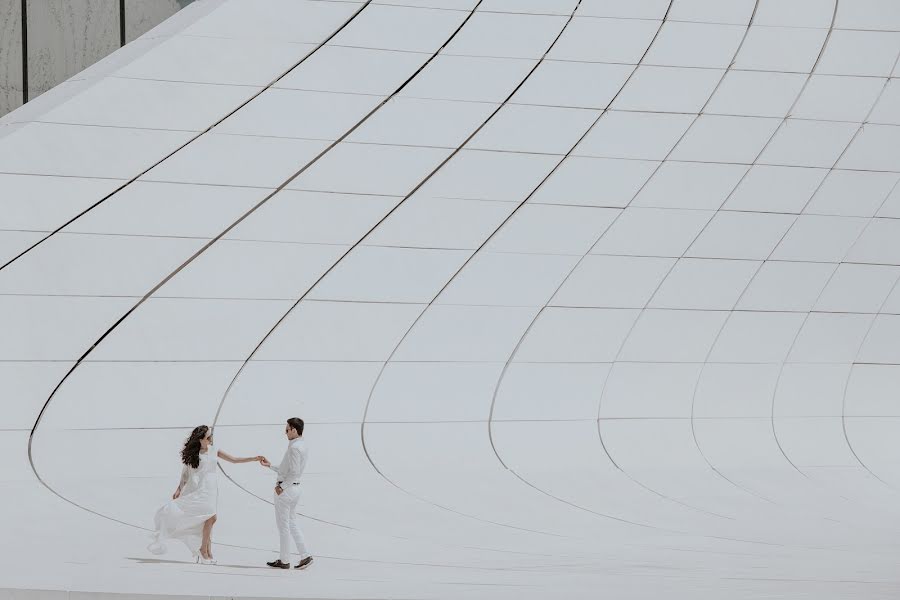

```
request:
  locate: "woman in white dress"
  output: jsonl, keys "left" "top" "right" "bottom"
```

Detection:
{"left": 148, "top": 425, "right": 264, "bottom": 563}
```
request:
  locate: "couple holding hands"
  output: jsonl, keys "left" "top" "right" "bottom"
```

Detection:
{"left": 148, "top": 417, "right": 311, "bottom": 570}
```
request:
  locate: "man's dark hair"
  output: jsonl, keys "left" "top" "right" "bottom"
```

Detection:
{"left": 287, "top": 417, "right": 304, "bottom": 436}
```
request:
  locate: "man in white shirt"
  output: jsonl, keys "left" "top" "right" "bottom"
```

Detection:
{"left": 262, "top": 417, "right": 312, "bottom": 570}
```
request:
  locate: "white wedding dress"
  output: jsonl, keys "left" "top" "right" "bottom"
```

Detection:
{"left": 148, "top": 446, "right": 218, "bottom": 556}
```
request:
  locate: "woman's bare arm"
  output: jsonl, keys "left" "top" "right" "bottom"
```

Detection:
{"left": 217, "top": 449, "right": 264, "bottom": 464}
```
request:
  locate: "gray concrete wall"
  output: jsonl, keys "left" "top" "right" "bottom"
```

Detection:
{"left": 0, "top": 0, "right": 192, "bottom": 118}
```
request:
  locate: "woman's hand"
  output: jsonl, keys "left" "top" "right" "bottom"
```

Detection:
{"left": 259, "top": 456, "right": 271, "bottom": 467}
{"left": 172, "top": 487, "right": 181, "bottom": 500}
{"left": 275, "top": 485, "right": 283, "bottom": 496}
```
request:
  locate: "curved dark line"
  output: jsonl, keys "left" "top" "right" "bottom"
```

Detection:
{"left": 1, "top": 0, "right": 373, "bottom": 273}
{"left": 25, "top": 0, "right": 505, "bottom": 548}
{"left": 768, "top": 11, "right": 900, "bottom": 490}
{"left": 210, "top": 0, "right": 595, "bottom": 542}
{"left": 585, "top": 0, "right": 779, "bottom": 518}
{"left": 361, "top": 0, "right": 744, "bottom": 535}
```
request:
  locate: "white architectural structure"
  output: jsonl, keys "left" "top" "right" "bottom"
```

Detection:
{"left": 2, "top": 0, "right": 900, "bottom": 597}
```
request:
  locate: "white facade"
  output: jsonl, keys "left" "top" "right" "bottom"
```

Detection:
{"left": 2, "top": 0, "right": 900, "bottom": 598}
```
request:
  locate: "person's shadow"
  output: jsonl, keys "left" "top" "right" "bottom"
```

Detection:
{"left": 127, "top": 557, "right": 271, "bottom": 570}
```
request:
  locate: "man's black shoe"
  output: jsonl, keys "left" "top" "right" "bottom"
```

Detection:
{"left": 295, "top": 556, "right": 314, "bottom": 570}
{"left": 267, "top": 559, "right": 290, "bottom": 569}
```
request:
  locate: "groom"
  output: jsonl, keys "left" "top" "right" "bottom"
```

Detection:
{"left": 261, "top": 417, "right": 313, "bottom": 570}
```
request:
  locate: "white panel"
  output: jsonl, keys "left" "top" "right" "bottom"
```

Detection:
{"left": 632, "top": 161, "right": 748, "bottom": 210}
{"left": 514, "top": 307, "right": 639, "bottom": 363}
{"left": 755, "top": 0, "right": 836, "bottom": 28}
{"left": 877, "top": 181, "right": 900, "bottom": 218}
{"left": 394, "top": 305, "right": 536, "bottom": 362}
{"left": 415, "top": 149, "right": 559, "bottom": 201}
{"left": 648, "top": 258, "right": 759, "bottom": 310}
{"left": 0, "top": 233, "right": 202, "bottom": 296}
{"left": 0, "top": 122, "right": 191, "bottom": 179}
{"left": 486, "top": 204, "right": 620, "bottom": 254}
{"left": 844, "top": 218, "right": 900, "bottom": 265}
{"left": 219, "top": 361, "right": 382, "bottom": 424}
{"left": 600, "top": 362, "right": 702, "bottom": 418}
{"left": 644, "top": 22, "right": 745, "bottom": 68}
{"left": 869, "top": 79, "right": 900, "bottom": 125}
{"left": 368, "top": 362, "right": 502, "bottom": 422}
{"left": 733, "top": 26, "right": 828, "bottom": 72}
{"left": 480, "top": 0, "right": 578, "bottom": 13}
{"left": 349, "top": 97, "right": 497, "bottom": 148}
{"left": 771, "top": 215, "right": 868, "bottom": 262}
{"left": 529, "top": 156, "right": 658, "bottom": 208}
{"left": 724, "top": 165, "right": 826, "bottom": 213}
{"left": 493, "top": 363, "right": 610, "bottom": 420}
{"left": 0, "top": 231, "right": 42, "bottom": 265}
{"left": 144, "top": 134, "right": 327, "bottom": 188}
{"left": 288, "top": 142, "right": 451, "bottom": 196}
{"left": 792, "top": 76, "right": 885, "bottom": 123}
{"left": 276, "top": 46, "right": 425, "bottom": 95}
{"left": 0, "top": 174, "right": 119, "bottom": 231}
{"left": 686, "top": 211, "right": 794, "bottom": 260}
{"left": 549, "top": 17, "right": 660, "bottom": 63}
{"left": 706, "top": 71, "right": 807, "bottom": 118}
{"left": 590, "top": 207, "right": 712, "bottom": 257}
{"left": 364, "top": 197, "right": 513, "bottom": 249}
{"left": 438, "top": 252, "right": 577, "bottom": 307}
{"left": 612, "top": 66, "right": 723, "bottom": 113}
{"left": 40, "top": 77, "right": 257, "bottom": 131}
{"left": 838, "top": 125, "right": 900, "bottom": 173}
{"left": 552, "top": 255, "right": 674, "bottom": 309}
{"left": 736, "top": 261, "right": 835, "bottom": 312}
{"left": 308, "top": 246, "right": 469, "bottom": 303}
{"left": 836, "top": 0, "right": 900, "bottom": 31}
{"left": 804, "top": 171, "right": 899, "bottom": 218}
{"left": 443, "top": 12, "right": 568, "bottom": 59}
{"left": 215, "top": 89, "right": 379, "bottom": 140}
{"left": 332, "top": 4, "right": 466, "bottom": 53}
{"left": 817, "top": 31, "right": 900, "bottom": 77}
{"left": 694, "top": 363, "right": 781, "bottom": 417}
{"left": 574, "top": 111, "right": 694, "bottom": 160}
{"left": 759, "top": 120, "right": 859, "bottom": 169}
{"left": 668, "top": 0, "right": 755, "bottom": 25}
{"left": 814, "top": 264, "right": 900, "bottom": 313}
{"left": 858, "top": 314, "right": 900, "bottom": 364}
{"left": 617, "top": 309, "right": 729, "bottom": 362}
{"left": 402, "top": 55, "right": 536, "bottom": 103}
{"left": 775, "top": 363, "right": 851, "bottom": 416}
{"left": 158, "top": 240, "right": 346, "bottom": 300}
{"left": 254, "top": 300, "right": 423, "bottom": 361}
{"left": 512, "top": 61, "right": 632, "bottom": 109}
{"left": 0, "top": 362, "right": 73, "bottom": 429}
{"left": 671, "top": 115, "right": 782, "bottom": 164}
{"left": 182, "top": 0, "right": 360, "bottom": 42}
{"left": 469, "top": 104, "right": 598, "bottom": 154}
{"left": 788, "top": 313, "right": 874, "bottom": 363}
{"left": 578, "top": 0, "right": 669, "bottom": 19}
{"left": 88, "top": 298, "right": 292, "bottom": 361}
{"left": 225, "top": 190, "right": 399, "bottom": 245}
{"left": 708, "top": 311, "right": 806, "bottom": 363}
{"left": 71, "top": 181, "right": 263, "bottom": 238}
{"left": 117, "top": 35, "right": 315, "bottom": 86}
{"left": 845, "top": 365, "right": 900, "bottom": 416}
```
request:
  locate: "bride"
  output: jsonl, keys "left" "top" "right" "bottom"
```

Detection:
{"left": 148, "top": 425, "right": 265, "bottom": 563}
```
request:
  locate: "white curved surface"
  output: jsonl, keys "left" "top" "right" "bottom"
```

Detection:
{"left": 3, "top": 0, "right": 900, "bottom": 598}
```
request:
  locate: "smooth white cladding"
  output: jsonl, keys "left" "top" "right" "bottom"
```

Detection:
{"left": 5, "top": 0, "right": 900, "bottom": 598}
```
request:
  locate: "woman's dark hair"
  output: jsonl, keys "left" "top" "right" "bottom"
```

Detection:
{"left": 181, "top": 425, "right": 209, "bottom": 468}
{"left": 287, "top": 417, "right": 304, "bottom": 436}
